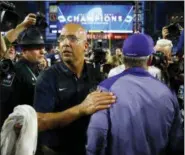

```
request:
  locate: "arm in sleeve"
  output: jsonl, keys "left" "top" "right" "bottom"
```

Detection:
{"left": 33, "top": 70, "right": 56, "bottom": 113}
{"left": 172, "top": 30, "right": 184, "bottom": 55}
{"left": 86, "top": 85, "right": 110, "bottom": 155}
{"left": 176, "top": 30, "right": 184, "bottom": 53}
{"left": 86, "top": 109, "right": 109, "bottom": 155}
{"left": 34, "top": 69, "right": 86, "bottom": 131}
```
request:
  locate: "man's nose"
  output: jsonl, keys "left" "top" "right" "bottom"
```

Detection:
{"left": 40, "top": 48, "right": 46, "bottom": 55}
{"left": 63, "top": 37, "right": 71, "bottom": 45}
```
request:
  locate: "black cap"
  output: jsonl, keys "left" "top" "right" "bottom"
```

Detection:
{"left": 19, "top": 28, "right": 45, "bottom": 48}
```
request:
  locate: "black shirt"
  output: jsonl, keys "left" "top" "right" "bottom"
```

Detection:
{"left": 0, "top": 58, "right": 39, "bottom": 127}
{"left": 34, "top": 61, "right": 102, "bottom": 155}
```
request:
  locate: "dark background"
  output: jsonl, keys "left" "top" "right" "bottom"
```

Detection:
{"left": 10, "top": 1, "right": 184, "bottom": 45}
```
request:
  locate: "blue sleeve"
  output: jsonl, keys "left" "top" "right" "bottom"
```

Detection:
{"left": 33, "top": 69, "right": 57, "bottom": 112}
{"left": 177, "top": 30, "right": 184, "bottom": 53}
{"left": 168, "top": 94, "right": 184, "bottom": 153}
{"left": 86, "top": 109, "right": 109, "bottom": 155}
{"left": 173, "top": 30, "right": 184, "bottom": 54}
{"left": 86, "top": 85, "right": 110, "bottom": 155}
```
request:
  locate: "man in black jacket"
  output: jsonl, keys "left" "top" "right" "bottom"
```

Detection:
{"left": 0, "top": 27, "right": 45, "bottom": 127}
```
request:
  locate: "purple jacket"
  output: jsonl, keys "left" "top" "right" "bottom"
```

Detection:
{"left": 86, "top": 67, "right": 184, "bottom": 155}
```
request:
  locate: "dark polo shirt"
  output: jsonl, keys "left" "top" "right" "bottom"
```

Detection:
{"left": 34, "top": 61, "right": 102, "bottom": 155}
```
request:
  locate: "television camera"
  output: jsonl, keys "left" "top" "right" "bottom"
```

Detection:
{"left": 0, "top": 1, "right": 19, "bottom": 32}
{"left": 90, "top": 40, "right": 107, "bottom": 65}
{"left": 0, "top": 6, "right": 48, "bottom": 79}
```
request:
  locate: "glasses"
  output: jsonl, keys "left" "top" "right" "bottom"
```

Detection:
{"left": 57, "top": 35, "right": 81, "bottom": 43}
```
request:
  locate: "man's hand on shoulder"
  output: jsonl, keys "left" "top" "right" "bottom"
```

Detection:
{"left": 78, "top": 91, "right": 116, "bottom": 115}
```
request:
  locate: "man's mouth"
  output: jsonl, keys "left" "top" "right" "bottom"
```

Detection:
{"left": 63, "top": 50, "right": 72, "bottom": 54}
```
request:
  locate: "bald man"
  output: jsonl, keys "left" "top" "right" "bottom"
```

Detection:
{"left": 33, "top": 23, "right": 116, "bottom": 155}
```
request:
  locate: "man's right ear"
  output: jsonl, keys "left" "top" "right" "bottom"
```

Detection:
{"left": 85, "top": 41, "right": 89, "bottom": 50}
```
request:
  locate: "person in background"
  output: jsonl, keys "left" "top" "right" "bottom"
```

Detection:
{"left": 162, "top": 25, "right": 184, "bottom": 56}
{"left": 115, "top": 47, "right": 123, "bottom": 64}
{"left": 0, "top": 13, "right": 36, "bottom": 60}
{"left": 86, "top": 33, "right": 184, "bottom": 155}
{"left": 154, "top": 39, "right": 173, "bottom": 63}
{"left": 6, "top": 44, "right": 17, "bottom": 61}
{"left": 3, "top": 13, "right": 36, "bottom": 49}
{"left": 38, "top": 57, "right": 49, "bottom": 71}
{"left": 45, "top": 45, "right": 61, "bottom": 66}
{"left": 101, "top": 49, "right": 113, "bottom": 78}
{"left": 0, "top": 33, "right": 7, "bottom": 59}
{"left": 0, "top": 28, "right": 45, "bottom": 128}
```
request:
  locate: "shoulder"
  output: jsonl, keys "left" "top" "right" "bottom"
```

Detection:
{"left": 37, "top": 63, "right": 66, "bottom": 85}
{"left": 37, "top": 64, "right": 58, "bottom": 83}
{"left": 14, "top": 61, "right": 30, "bottom": 81}
{"left": 99, "top": 72, "right": 124, "bottom": 90}
{"left": 14, "top": 61, "right": 26, "bottom": 72}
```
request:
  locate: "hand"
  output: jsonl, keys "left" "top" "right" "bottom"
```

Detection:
{"left": 14, "top": 123, "right": 22, "bottom": 137}
{"left": 134, "top": 31, "right": 140, "bottom": 34}
{"left": 20, "top": 13, "right": 37, "bottom": 28}
{"left": 79, "top": 91, "right": 116, "bottom": 115}
{"left": 176, "top": 23, "right": 184, "bottom": 32}
{"left": 162, "top": 27, "right": 169, "bottom": 39}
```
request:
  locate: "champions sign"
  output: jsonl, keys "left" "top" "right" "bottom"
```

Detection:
{"left": 58, "top": 14, "right": 125, "bottom": 23}
{"left": 50, "top": 5, "right": 133, "bottom": 33}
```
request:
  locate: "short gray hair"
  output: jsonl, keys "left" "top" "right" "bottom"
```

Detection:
{"left": 123, "top": 55, "right": 149, "bottom": 68}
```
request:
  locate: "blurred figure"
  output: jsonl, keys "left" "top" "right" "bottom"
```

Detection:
{"left": 45, "top": 45, "right": 61, "bottom": 66}
{"left": 115, "top": 47, "right": 123, "bottom": 64}
{"left": 161, "top": 24, "right": 184, "bottom": 56}
{"left": 15, "top": 52, "right": 23, "bottom": 62}
{"left": 0, "top": 28, "right": 45, "bottom": 128}
{"left": 4, "top": 13, "right": 36, "bottom": 48}
{"left": 101, "top": 49, "right": 113, "bottom": 78}
{"left": 154, "top": 39, "right": 173, "bottom": 63}
{"left": 115, "top": 48, "right": 122, "bottom": 56}
{"left": 0, "top": 33, "right": 7, "bottom": 59}
{"left": 86, "top": 34, "right": 184, "bottom": 155}
{"left": 38, "top": 57, "right": 48, "bottom": 71}
{"left": 6, "top": 45, "right": 16, "bottom": 61}
{"left": 1, "top": 13, "right": 36, "bottom": 59}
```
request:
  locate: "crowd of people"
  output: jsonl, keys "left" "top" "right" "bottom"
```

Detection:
{"left": 0, "top": 11, "right": 184, "bottom": 155}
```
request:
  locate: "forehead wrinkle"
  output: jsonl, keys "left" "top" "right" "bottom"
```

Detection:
{"left": 60, "top": 23, "right": 87, "bottom": 40}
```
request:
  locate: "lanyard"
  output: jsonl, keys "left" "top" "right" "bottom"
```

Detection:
{"left": 25, "top": 65, "right": 37, "bottom": 81}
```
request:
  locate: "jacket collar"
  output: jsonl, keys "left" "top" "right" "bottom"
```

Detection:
{"left": 59, "top": 61, "right": 88, "bottom": 79}
{"left": 123, "top": 67, "right": 153, "bottom": 77}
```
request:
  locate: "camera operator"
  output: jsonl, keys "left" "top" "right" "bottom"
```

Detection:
{"left": 4, "top": 13, "right": 36, "bottom": 47}
{"left": 162, "top": 23, "right": 184, "bottom": 56}
{"left": 0, "top": 1, "right": 36, "bottom": 59}
{"left": 156, "top": 27, "right": 184, "bottom": 122}
{"left": 0, "top": 27, "right": 45, "bottom": 128}
{"left": 85, "top": 40, "right": 108, "bottom": 80}
{"left": 160, "top": 26, "right": 184, "bottom": 85}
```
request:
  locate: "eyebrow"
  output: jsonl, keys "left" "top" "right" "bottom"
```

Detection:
{"left": 59, "top": 35, "right": 77, "bottom": 37}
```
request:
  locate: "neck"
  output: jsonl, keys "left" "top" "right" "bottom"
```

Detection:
{"left": 22, "top": 55, "right": 30, "bottom": 61}
{"left": 125, "top": 65, "right": 148, "bottom": 70}
{"left": 64, "top": 59, "right": 84, "bottom": 78}
{"left": 22, "top": 55, "right": 37, "bottom": 65}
